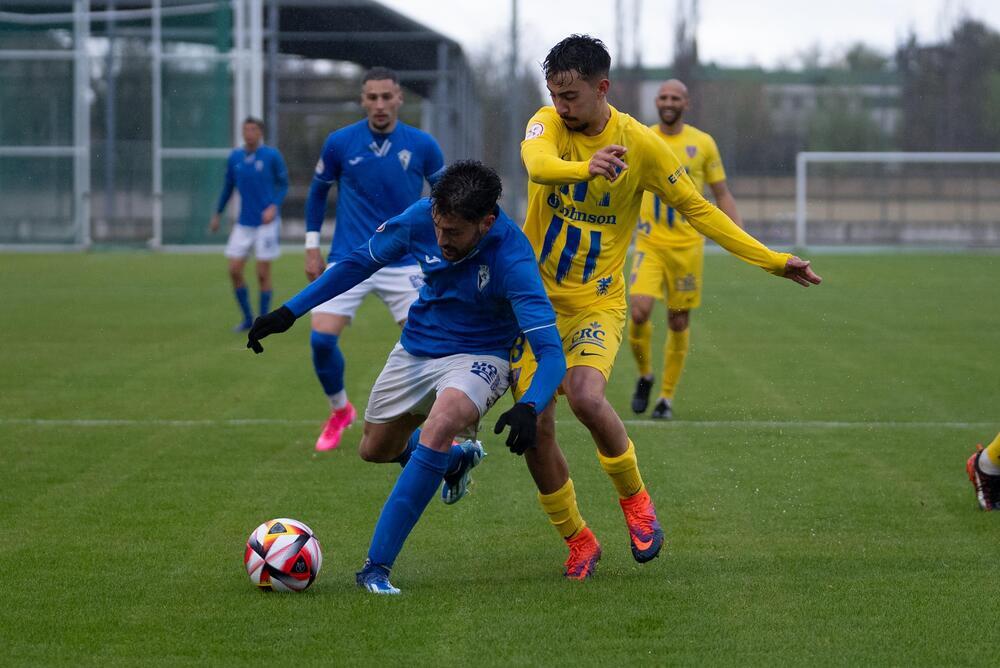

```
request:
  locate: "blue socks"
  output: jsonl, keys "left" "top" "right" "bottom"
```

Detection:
{"left": 367, "top": 444, "right": 449, "bottom": 568}
{"left": 234, "top": 286, "right": 253, "bottom": 323}
{"left": 392, "top": 428, "right": 466, "bottom": 473}
{"left": 311, "top": 331, "right": 345, "bottom": 397}
{"left": 259, "top": 289, "right": 272, "bottom": 316}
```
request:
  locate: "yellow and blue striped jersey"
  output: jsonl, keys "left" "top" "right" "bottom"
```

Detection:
{"left": 639, "top": 123, "right": 726, "bottom": 249}
{"left": 521, "top": 105, "right": 788, "bottom": 314}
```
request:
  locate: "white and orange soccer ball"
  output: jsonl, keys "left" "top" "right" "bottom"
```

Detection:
{"left": 244, "top": 518, "right": 322, "bottom": 592}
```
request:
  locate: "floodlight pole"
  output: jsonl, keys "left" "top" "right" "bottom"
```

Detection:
{"left": 266, "top": 0, "right": 279, "bottom": 143}
{"left": 73, "top": 0, "right": 91, "bottom": 248}
{"left": 151, "top": 0, "right": 163, "bottom": 249}
{"left": 249, "top": 0, "right": 263, "bottom": 119}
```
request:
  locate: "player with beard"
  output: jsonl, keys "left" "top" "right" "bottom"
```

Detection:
{"left": 304, "top": 67, "right": 445, "bottom": 452}
{"left": 513, "top": 35, "right": 822, "bottom": 575}
{"left": 627, "top": 79, "right": 744, "bottom": 420}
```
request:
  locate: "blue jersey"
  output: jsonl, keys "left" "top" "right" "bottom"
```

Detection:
{"left": 285, "top": 199, "right": 566, "bottom": 409}
{"left": 216, "top": 144, "right": 289, "bottom": 228}
{"left": 306, "top": 119, "right": 445, "bottom": 267}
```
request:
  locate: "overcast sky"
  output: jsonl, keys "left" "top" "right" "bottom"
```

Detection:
{"left": 380, "top": 0, "right": 1000, "bottom": 69}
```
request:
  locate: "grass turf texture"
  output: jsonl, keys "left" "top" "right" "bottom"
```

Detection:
{"left": 2, "top": 252, "right": 999, "bottom": 665}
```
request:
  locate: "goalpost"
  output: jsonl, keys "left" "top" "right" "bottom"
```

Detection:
{"left": 0, "top": 0, "right": 262, "bottom": 250}
{"left": 794, "top": 152, "right": 1000, "bottom": 249}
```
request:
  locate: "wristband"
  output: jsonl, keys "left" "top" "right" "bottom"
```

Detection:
{"left": 305, "top": 231, "right": 321, "bottom": 249}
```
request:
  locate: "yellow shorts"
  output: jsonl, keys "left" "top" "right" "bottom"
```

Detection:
{"left": 629, "top": 241, "right": 704, "bottom": 310}
{"left": 510, "top": 306, "right": 626, "bottom": 401}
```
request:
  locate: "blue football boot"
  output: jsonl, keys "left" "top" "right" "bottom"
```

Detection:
{"left": 441, "top": 439, "right": 485, "bottom": 505}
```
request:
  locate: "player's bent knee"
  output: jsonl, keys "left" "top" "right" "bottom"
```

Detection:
{"left": 630, "top": 295, "right": 654, "bottom": 324}
{"left": 668, "top": 310, "right": 690, "bottom": 331}
{"left": 312, "top": 313, "right": 349, "bottom": 335}
{"left": 358, "top": 432, "right": 400, "bottom": 463}
{"left": 565, "top": 389, "right": 606, "bottom": 422}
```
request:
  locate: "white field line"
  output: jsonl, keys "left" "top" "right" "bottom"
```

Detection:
{"left": 0, "top": 418, "right": 993, "bottom": 430}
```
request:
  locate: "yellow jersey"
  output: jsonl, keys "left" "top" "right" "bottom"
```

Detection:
{"left": 520, "top": 104, "right": 788, "bottom": 314}
{"left": 638, "top": 123, "right": 726, "bottom": 249}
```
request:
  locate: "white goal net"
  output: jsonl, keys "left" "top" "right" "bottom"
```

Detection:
{"left": 794, "top": 152, "right": 1000, "bottom": 248}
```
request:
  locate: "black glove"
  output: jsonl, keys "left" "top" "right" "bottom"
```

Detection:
{"left": 246, "top": 305, "right": 296, "bottom": 354}
{"left": 493, "top": 402, "right": 538, "bottom": 455}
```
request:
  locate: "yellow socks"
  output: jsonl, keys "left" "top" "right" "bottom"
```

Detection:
{"left": 598, "top": 439, "right": 645, "bottom": 499}
{"left": 985, "top": 432, "right": 1000, "bottom": 469}
{"left": 629, "top": 319, "right": 654, "bottom": 377}
{"left": 538, "top": 479, "right": 586, "bottom": 540}
{"left": 660, "top": 328, "right": 689, "bottom": 400}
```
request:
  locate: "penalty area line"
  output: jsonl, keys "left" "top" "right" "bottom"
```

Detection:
{"left": 0, "top": 418, "right": 994, "bottom": 430}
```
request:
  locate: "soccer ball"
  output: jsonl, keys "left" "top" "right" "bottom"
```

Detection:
{"left": 244, "top": 518, "right": 322, "bottom": 592}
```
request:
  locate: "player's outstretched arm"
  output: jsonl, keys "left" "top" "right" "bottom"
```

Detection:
{"left": 247, "top": 306, "right": 295, "bottom": 354}
{"left": 247, "top": 248, "right": 384, "bottom": 354}
{"left": 781, "top": 256, "right": 822, "bottom": 287}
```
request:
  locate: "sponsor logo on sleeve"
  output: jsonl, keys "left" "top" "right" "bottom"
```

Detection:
{"left": 525, "top": 122, "right": 544, "bottom": 140}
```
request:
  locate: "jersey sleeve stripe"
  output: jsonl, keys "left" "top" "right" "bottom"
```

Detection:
{"left": 522, "top": 322, "right": 557, "bottom": 334}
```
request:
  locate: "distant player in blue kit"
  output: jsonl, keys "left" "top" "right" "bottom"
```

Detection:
{"left": 304, "top": 67, "right": 445, "bottom": 451}
{"left": 210, "top": 116, "right": 289, "bottom": 331}
{"left": 247, "top": 162, "right": 584, "bottom": 594}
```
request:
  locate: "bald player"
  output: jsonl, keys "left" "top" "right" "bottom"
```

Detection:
{"left": 628, "top": 79, "right": 743, "bottom": 419}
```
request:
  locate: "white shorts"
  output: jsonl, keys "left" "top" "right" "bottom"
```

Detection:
{"left": 224, "top": 221, "right": 281, "bottom": 261}
{"left": 365, "top": 343, "right": 510, "bottom": 436}
{"left": 311, "top": 263, "right": 423, "bottom": 323}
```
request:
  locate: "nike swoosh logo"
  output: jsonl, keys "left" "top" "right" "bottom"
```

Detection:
{"left": 579, "top": 350, "right": 601, "bottom": 357}
{"left": 424, "top": 255, "right": 441, "bottom": 264}
{"left": 632, "top": 534, "right": 654, "bottom": 551}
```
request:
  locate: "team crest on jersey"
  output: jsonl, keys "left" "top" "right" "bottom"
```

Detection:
{"left": 596, "top": 276, "right": 613, "bottom": 296}
{"left": 686, "top": 145, "right": 698, "bottom": 158}
{"left": 568, "top": 321, "right": 607, "bottom": 351}
{"left": 477, "top": 264, "right": 490, "bottom": 291}
{"left": 397, "top": 149, "right": 412, "bottom": 171}
{"left": 470, "top": 361, "right": 501, "bottom": 390}
{"left": 525, "top": 122, "right": 544, "bottom": 140}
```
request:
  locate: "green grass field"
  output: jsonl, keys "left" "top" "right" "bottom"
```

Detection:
{"left": 3, "top": 251, "right": 999, "bottom": 665}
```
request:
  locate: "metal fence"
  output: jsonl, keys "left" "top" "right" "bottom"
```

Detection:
{"left": 0, "top": 0, "right": 481, "bottom": 250}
